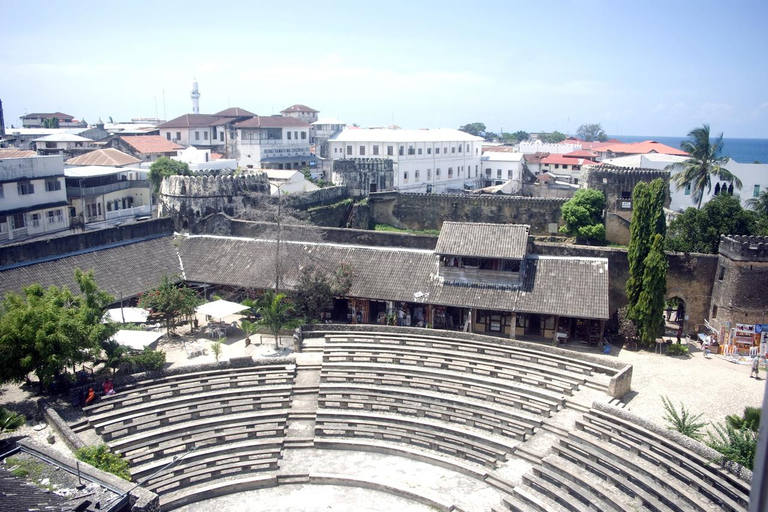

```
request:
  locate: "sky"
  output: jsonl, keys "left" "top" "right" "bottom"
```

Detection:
{"left": 1, "top": 0, "right": 767, "bottom": 138}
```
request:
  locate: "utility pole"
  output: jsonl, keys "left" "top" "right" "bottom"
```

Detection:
{"left": 274, "top": 182, "right": 284, "bottom": 295}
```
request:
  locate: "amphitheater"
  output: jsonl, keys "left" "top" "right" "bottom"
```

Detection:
{"left": 72, "top": 325, "right": 752, "bottom": 512}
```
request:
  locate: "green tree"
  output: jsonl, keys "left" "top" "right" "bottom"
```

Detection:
{"left": 256, "top": 291, "right": 301, "bottom": 349}
{"left": 746, "top": 189, "right": 768, "bottom": 218}
{"left": 138, "top": 275, "right": 199, "bottom": 335}
{"left": 576, "top": 123, "right": 608, "bottom": 142}
{"left": 148, "top": 157, "right": 191, "bottom": 195}
{"left": 634, "top": 234, "right": 668, "bottom": 346}
{"left": 511, "top": 130, "right": 530, "bottom": 142}
{"left": 667, "top": 125, "right": 742, "bottom": 209}
{"left": 0, "top": 271, "right": 115, "bottom": 391}
{"left": 458, "top": 122, "right": 486, "bottom": 137}
{"left": 559, "top": 189, "right": 606, "bottom": 244}
{"left": 292, "top": 264, "right": 352, "bottom": 322}
{"left": 539, "top": 131, "right": 566, "bottom": 143}
{"left": 666, "top": 195, "right": 758, "bottom": 253}
{"left": 626, "top": 179, "right": 666, "bottom": 318}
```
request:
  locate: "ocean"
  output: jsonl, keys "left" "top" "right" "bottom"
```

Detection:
{"left": 609, "top": 135, "right": 768, "bottom": 164}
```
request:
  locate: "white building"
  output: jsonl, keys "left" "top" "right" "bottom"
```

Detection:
{"left": 0, "top": 155, "right": 70, "bottom": 243}
{"left": 171, "top": 147, "right": 237, "bottom": 172}
{"left": 311, "top": 117, "right": 346, "bottom": 178}
{"left": 599, "top": 154, "right": 768, "bottom": 212}
{"left": 328, "top": 128, "right": 484, "bottom": 193}
{"left": 264, "top": 169, "right": 319, "bottom": 196}
{"left": 520, "top": 141, "right": 581, "bottom": 155}
{"left": 157, "top": 114, "right": 222, "bottom": 148}
{"left": 280, "top": 104, "right": 319, "bottom": 124}
{"left": 233, "top": 116, "right": 315, "bottom": 170}
{"left": 481, "top": 152, "right": 525, "bottom": 190}
{"left": 64, "top": 166, "right": 152, "bottom": 224}
{"left": 34, "top": 133, "right": 98, "bottom": 156}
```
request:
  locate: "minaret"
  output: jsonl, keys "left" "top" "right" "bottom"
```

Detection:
{"left": 191, "top": 79, "right": 200, "bottom": 114}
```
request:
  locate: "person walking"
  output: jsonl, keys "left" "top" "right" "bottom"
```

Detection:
{"left": 750, "top": 356, "right": 761, "bottom": 379}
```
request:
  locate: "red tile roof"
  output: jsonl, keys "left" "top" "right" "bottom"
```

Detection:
{"left": 213, "top": 107, "right": 255, "bottom": 117}
{"left": 602, "top": 140, "right": 688, "bottom": 156}
{"left": 541, "top": 154, "right": 597, "bottom": 166}
{"left": 234, "top": 116, "right": 311, "bottom": 128}
{"left": 66, "top": 148, "right": 141, "bottom": 166}
{"left": 119, "top": 135, "right": 182, "bottom": 154}
{"left": 280, "top": 104, "right": 318, "bottom": 113}
{"left": 0, "top": 149, "right": 37, "bottom": 159}
{"left": 158, "top": 114, "right": 221, "bottom": 129}
{"left": 522, "top": 152, "right": 550, "bottom": 164}
{"left": 210, "top": 152, "right": 223, "bottom": 160}
{"left": 563, "top": 149, "right": 599, "bottom": 158}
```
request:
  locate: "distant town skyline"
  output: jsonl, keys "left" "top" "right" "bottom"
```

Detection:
{"left": 1, "top": 0, "right": 766, "bottom": 138}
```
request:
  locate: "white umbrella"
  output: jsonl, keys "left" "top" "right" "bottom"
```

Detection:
{"left": 111, "top": 330, "right": 164, "bottom": 350}
{"left": 103, "top": 307, "right": 150, "bottom": 324}
{"left": 195, "top": 299, "right": 249, "bottom": 319}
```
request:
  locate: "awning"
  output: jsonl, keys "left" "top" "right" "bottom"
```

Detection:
{"left": 103, "top": 307, "right": 150, "bottom": 324}
{"left": 196, "top": 299, "right": 249, "bottom": 319}
{"left": 111, "top": 330, "right": 163, "bottom": 350}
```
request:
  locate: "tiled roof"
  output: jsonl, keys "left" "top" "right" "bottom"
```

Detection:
{"left": 0, "top": 467, "right": 70, "bottom": 512}
{"left": 234, "top": 116, "right": 311, "bottom": 129}
{"left": 603, "top": 140, "right": 688, "bottom": 156}
{"left": 0, "top": 236, "right": 180, "bottom": 300}
{"left": 482, "top": 145, "right": 517, "bottom": 153}
{"left": 0, "top": 149, "right": 37, "bottom": 159}
{"left": 541, "top": 154, "right": 597, "bottom": 166}
{"left": 435, "top": 222, "right": 529, "bottom": 259}
{"left": 65, "top": 148, "right": 141, "bottom": 167}
{"left": 522, "top": 152, "right": 550, "bottom": 164}
{"left": 34, "top": 133, "right": 91, "bottom": 143}
{"left": 21, "top": 112, "right": 74, "bottom": 120}
{"left": 158, "top": 114, "right": 221, "bottom": 129}
{"left": 213, "top": 107, "right": 255, "bottom": 117}
{"left": 280, "top": 104, "right": 319, "bottom": 113}
{"left": 119, "top": 135, "right": 182, "bottom": 154}
{"left": 563, "top": 149, "right": 598, "bottom": 158}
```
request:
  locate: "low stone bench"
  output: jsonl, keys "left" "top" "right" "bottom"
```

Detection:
{"left": 320, "top": 362, "right": 562, "bottom": 416}
{"left": 315, "top": 409, "right": 516, "bottom": 469}
{"left": 558, "top": 431, "right": 709, "bottom": 512}
{"left": 128, "top": 434, "right": 283, "bottom": 468}
{"left": 577, "top": 413, "right": 747, "bottom": 511}
{"left": 321, "top": 331, "right": 616, "bottom": 376}
{"left": 323, "top": 343, "right": 579, "bottom": 395}
{"left": 148, "top": 457, "right": 279, "bottom": 494}
{"left": 318, "top": 384, "right": 538, "bottom": 440}
{"left": 85, "top": 369, "right": 294, "bottom": 415}
{"left": 117, "top": 364, "right": 294, "bottom": 394}
{"left": 94, "top": 389, "right": 292, "bottom": 441}
{"left": 110, "top": 410, "right": 287, "bottom": 458}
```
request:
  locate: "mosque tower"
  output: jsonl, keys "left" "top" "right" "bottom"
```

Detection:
{"left": 191, "top": 79, "right": 200, "bottom": 114}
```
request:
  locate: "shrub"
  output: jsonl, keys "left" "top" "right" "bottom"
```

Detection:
{"left": 75, "top": 444, "right": 131, "bottom": 480}
{"left": 666, "top": 343, "right": 689, "bottom": 356}
{"left": 0, "top": 407, "right": 25, "bottom": 433}
{"left": 707, "top": 422, "right": 758, "bottom": 470}
{"left": 126, "top": 347, "right": 166, "bottom": 372}
{"left": 726, "top": 407, "right": 761, "bottom": 432}
{"left": 661, "top": 396, "right": 706, "bottom": 440}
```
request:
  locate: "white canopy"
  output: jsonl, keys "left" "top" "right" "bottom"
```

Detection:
{"left": 196, "top": 299, "right": 249, "bottom": 319}
{"left": 111, "top": 330, "right": 163, "bottom": 350}
{"left": 103, "top": 307, "right": 150, "bottom": 324}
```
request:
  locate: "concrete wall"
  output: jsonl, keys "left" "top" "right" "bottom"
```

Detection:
{"left": 369, "top": 192, "right": 565, "bottom": 234}
{"left": 0, "top": 217, "right": 174, "bottom": 268}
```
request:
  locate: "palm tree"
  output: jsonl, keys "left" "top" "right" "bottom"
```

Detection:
{"left": 746, "top": 190, "right": 768, "bottom": 217}
{"left": 667, "top": 125, "right": 742, "bottom": 209}
{"left": 256, "top": 291, "right": 300, "bottom": 349}
{"left": 101, "top": 338, "right": 128, "bottom": 377}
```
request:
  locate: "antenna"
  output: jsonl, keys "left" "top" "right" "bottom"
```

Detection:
{"left": 162, "top": 89, "right": 166, "bottom": 121}
{"left": 154, "top": 96, "right": 158, "bottom": 120}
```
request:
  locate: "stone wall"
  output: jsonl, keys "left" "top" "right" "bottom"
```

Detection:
{"left": 369, "top": 192, "right": 565, "bottom": 234}
{"left": 0, "top": 218, "right": 174, "bottom": 268}
{"left": 283, "top": 186, "right": 349, "bottom": 209}
{"left": 305, "top": 198, "right": 352, "bottom": 227}
{"left": 159, "top": 173, "right": 271, "bottom": 231}
{"left": 332, "top": 158, "right": 393, "bottom": 197}
{"left": 532, "top": 241, "right": 719, "bottom": 330}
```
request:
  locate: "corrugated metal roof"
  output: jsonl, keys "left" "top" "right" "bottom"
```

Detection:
{"left": 435, "top": 222, "right": 529, "bottom": 259}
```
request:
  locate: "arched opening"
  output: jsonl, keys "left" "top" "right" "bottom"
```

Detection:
{"left": 180, "top": 184, "right": 187, "bottom": 195}
{"left": 714, "top": 183, "right": 721, "bottom": 196}
{"left": 181, "top": 219, "right": 189, "bottom": 231}
{"left": 664, "top": 296, "right": 687, "bottom": 339}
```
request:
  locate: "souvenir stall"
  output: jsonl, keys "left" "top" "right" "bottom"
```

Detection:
{"left": 724, "top": 323, "right": 760, "bottom": 357}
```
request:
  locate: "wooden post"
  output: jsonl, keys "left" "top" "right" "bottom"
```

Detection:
{"left": 552, "top": 315, "right": 559, "bottom": 345}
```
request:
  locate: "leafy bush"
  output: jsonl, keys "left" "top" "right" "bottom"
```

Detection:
{"left": 0, "top": 407, "right": 25, "bottom": 433}
{"left": 707, "top": 422, "right": 758, "bottom": 470}
{"left": 726, "top": 407, "right": 761, "bottom": 432}
{"left": 666, "top": 343, "right": 689, "bottom": 356}
{"left": 559, "top": 189, "right": 606, "bottom": 245}
{"left": 126, "top": 347, "right": 166, "bottom": 372}
{"left": 661, "top": 396, "right": 706, "bottom": 440}
{"left": 75, "top": 444, "right": 131, "bottom": 480}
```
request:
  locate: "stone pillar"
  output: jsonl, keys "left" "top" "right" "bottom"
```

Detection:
{"left": 510, "top": 312, "right": 517, "bottom": 339}
{"left": 552, "top": 315, "right": 559, "bottom": 345}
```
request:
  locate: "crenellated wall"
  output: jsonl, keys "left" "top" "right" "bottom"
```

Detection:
{"left": 369, "top": 192, "right": 566, "bottom": 234}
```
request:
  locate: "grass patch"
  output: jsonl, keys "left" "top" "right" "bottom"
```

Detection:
{"left": 6, "top": 456, "right": 52, "bottom": 489}
{"left": 374, "top": 224, "right": 441, "bottom": 236}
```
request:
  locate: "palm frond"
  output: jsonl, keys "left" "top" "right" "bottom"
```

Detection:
{"left": 661, "top": 395, "right": 706, "bottom": 440}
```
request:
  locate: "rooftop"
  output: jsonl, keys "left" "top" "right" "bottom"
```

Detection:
{"left": 33, "top": 133, "right": 92, "bottom": 143}
{"left": 435, "top": 222, "right": 529, "bottom": 259}
{"left": 21, "top": 112, "right": 75, "bottom": 120}
{"left": 280, "top": 104, "right": 319, "bottom": 113}
{"left": 329, "top": 128, "right": 484, "bottom": 143}
{"left": 603, "top": 140, "right": 688, "bottom": 156}
{"left": 234, "top": 116, "right": 311, "bottom": 129}
{"left": 0, "top": 149, "right": 37, "bottom": 159}
{"left": 312, "top": 117, "right": 346, "bottom": 125}
{"left": 541, "top": 154, "right": 597, "bottom": 166}
{"left": 64, "top": 165, "right": 143, "bottom": 178}
{"left": 213, "top": 107, "right": 256, "bottom": 117}
{"left": 158, "top": 114, "right": 221, "bottom": 129}
{"left": 65, "top": 148, "right": 141, "bottom": 167}
{"left": 119, "top": 135, "right": 182, "bottom": 154}
{"left": 482, "top": 152, "right": 525, "bottom": 162}
{"left": 522, "top": 152, "right": 550, "bottom": 164}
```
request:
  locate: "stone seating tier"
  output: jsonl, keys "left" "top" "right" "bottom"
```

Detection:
{"left": 146, "top": 454, "right": 280, "bottom": 494}
{"left": 320, "top": 362, "right": 563, "bottom": 417}
{"left": 323, "top": 343, "right": 580, "bottom": 395}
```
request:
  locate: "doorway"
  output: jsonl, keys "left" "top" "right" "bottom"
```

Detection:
{"left": 528, "top": 314, "right": 542, "bottom": 336}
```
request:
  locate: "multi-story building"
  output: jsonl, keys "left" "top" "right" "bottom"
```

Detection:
{"left": 329, "top": 128, "right": 484, "bottom": 193}
{"left": 480, "top": 152, "right": 525, "bottom": 190}
{"left": 64, "top": 166, "right": 151, "bottom": 225}
{"left": 20, "top": 112, "right": 86, "bottom": 128}
{"left": 0, "top": 155, "right": 69, "bottom": 243}
{"left": 34, "top": 133, "right": 99, "bottom": 157}
{"left": 311, "top": 117, "right": 346, "bottom": 177}
{"left": 233, "top": 116, "right": 314, "bottom": 170}
{"left": 113, "top": 136, "right": 183, "bottom": 163}
{"left": 540, "top": 154, "right": 597, "bottom": 185}
{"left": 157, "top": 114, "right": 222, "bottom": 148}
{"left": 280, "top": 104, "right": 319, "bottom": 124}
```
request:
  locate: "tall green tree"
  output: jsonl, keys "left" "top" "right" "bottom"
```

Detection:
{"left": 576, "top": 123, "right": 608, "bottom": 142}
{"left": 666, "top": 194, "right": 758, "bottom": 253}
{"left": 256, "top": 291, "right": 301, "bottom": 349}
{"left": 148, "top": 157, "right": 191, "bottom": 195}
{"left": 559, "top": 189, "right": 606, "bottom": 244}
{"left": 626, "top": 179, "right": 666, "bottom": 318}
{"left": 540, "top": 131, "right": 566, "bottom": 143}
{"left": 138, "top": 275, "right": 199, "bottom": 335}
{"left": 667, "top": 125, "right": 742, "bottom": 209}
{"left": 634, "top": 234, "right": 668, "bottom": 346}
{"left": 458, "top": 122, "right": 486, "bottom": 137}
{"left": 292, "top": 264, "right": 352, "bottom": 322}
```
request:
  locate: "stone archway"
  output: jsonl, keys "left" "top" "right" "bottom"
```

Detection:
{"left": 664, "top": 293, "right": 688, "bottom": 336}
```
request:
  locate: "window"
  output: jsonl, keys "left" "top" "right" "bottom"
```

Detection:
{"left": 294, "top": 131, "right": 298, "bottom": 139}
{"left": 448, "top": 167, "right": 453, "bottom": 177}
{"left": 415, "top": 170, "right": 420, "bottom": 181}
{"left": 418, "top": 148, "right": 422, "bottom": 155}
{"left": 443, "top": 147, "right": 447, "bottom": 154}
{"left": 17, "top": 182, "right": 34, "bottom": 195}
{"left": 684, "top": 184, "right": 691, "bottom": 195}
{"left": 712, "top": 305, "right": 718, "bottom": 318}
{"left": 497, "top": 169, "right": 502, "bottom": 179}
{"left": 458, "top": 145, "right": 462, "bottom": 153}
{"left": 47, "top": 210, "right": 57, "bottom": 224}
{"left": 0, "top": 184, "right": 3, "bottom": 198}
{"left": 719, "top": 265, "right": 726, "bottom": 280}
{"left": 287, "top": 131, "right": 292, "bottom": 140}
{"left": 220, "top": 132, "right": 224, "bottom": 141}
{"left": 403, "top": 171, "right": 409, "bottom": 181}
{"left": 476, "top": 148, "right": 479, "bottom": 155}
{"left": 195, "top": 132, "right": 200, "bottom": 141}
{"left": 346, "top": 145, "right": 352, "bottom": 155}
{"left": 466, "top": 144, "right": 470, "bottom": 152}
{"left": 399, "top": 146, "right": 404, "bottom": 156}
{"left": 451, "top": 147, "right": 456, "bottom": 153}
{"left": 508, "top": 170, "right": 513, "bottom": 179}
{"left": 435, "top": 147, "right": 440, "bottom": 154}
{"left": 427, "top": 169, "right": 431, "bottom": 179}
{"left": 408, "top": 146, "right": 415, "bottom": 155}
{"left": 755, "top": 185, "right": 761, "bottom": 198}
{"left": 176, "top": 132, "right": 181, "bottom": 140}
{"left": 387, "top": 145, "right": 393, "bottom": 156}
{"left": 166, "top": 133, "right": 171, "bottom": 140}
{"left": 359, "top": 146, "right": 365, "bottom": 156}
{"left": 203, "top": 132, "right": 208, "bottom": 140}
{"left": 475, "top": 165, "right": 478, "bottom": 177}
{"left": 436, "top": 168, "right": 441, "bottom": 177}
{"left": 45, "top": 179, "right": 61, "bottom": 192}
{"left": 373, "top": 145, "right": 379, "bottom": 155}
{"left": 12, "top": 213, "right": 25, "bottom": 229}
{"left": 427, "top": 148, "right": 432, "bottom": 155}
{"left": 301, "top": 131, "right": 307, "bottom": 140}
{"left": 555, "top": 164, "right": 560, "bottom": 169}
{"left": 485, "top": 168, "right": 492, "bottom": 177}
{"left": 32, "top": 213, "right": 41, "bottom": 227}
